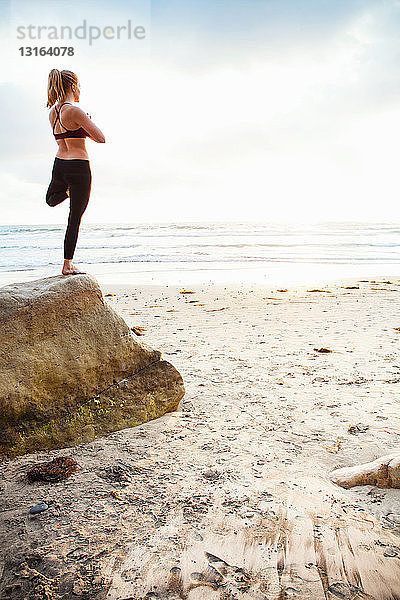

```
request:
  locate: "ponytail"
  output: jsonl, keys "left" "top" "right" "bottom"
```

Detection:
{"left": 47, "top": 69, "right": 78, "bottom": 107}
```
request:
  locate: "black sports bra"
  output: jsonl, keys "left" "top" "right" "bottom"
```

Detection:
{"left": 53, "top": 102, "right": 89, "bottom": 140}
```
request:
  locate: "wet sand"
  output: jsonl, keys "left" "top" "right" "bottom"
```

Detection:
{"left": 1, "top": 277, "right": 400, "bottom": 599}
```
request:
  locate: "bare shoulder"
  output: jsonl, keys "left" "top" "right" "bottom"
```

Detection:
{"left": 67, "top": 104, "right": 86, "bottom": 117}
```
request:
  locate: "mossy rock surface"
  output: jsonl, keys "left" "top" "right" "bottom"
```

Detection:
{"left": 0, "top": 275, "right": 185, "bottom": 456}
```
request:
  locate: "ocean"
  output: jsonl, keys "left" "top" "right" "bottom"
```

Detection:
{"left": 1, "top": 221, "right": 400, "bottom": 287}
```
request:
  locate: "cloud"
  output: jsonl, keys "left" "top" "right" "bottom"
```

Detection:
{"left": 2, "top": 0, "right": 400, "bottom": 224}
{"left": 149, "top": 0, "right": 381, "bottom": 69}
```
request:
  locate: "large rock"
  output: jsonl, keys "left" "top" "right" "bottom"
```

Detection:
{"left": 0, "top": 275, "right": 185, "bottom": 456}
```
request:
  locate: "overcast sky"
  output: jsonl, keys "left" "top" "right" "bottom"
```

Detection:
{"left": 1, "top": 0, "right": 400, "bottom": 224}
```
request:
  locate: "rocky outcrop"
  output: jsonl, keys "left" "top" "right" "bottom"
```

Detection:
{"left": 0, "top": 275, "right": 185, "bottom": 456}
{"left": 330, "top": 453, "right": 400, "bottom": 488}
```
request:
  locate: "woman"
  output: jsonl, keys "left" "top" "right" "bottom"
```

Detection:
{"left": 46, "top": 69, "right": 105, "bottom": 275}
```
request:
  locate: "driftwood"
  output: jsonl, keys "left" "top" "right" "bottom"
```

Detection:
{"left": 330, "top": 453, "right": 400, "bottom": 489}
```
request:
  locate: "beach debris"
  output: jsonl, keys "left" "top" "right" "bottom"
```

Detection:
{"left": 313, "top": 347, "right": 332, "bottom": 353}
{"left": 338, "top": 376, "right": 370, "bottom": 385}
{"left": 343, "top": 286, "right": 360, "bottom": 290}
{"left": 202, "top": 469, "right": 223, "bottom": 482}
{"left": 205, "top": 307, "right": 229, "bottom": 312}
{"left": 105, "top": 293, "right": 116, "bottom": 297}
{"left": 394, "top": 327, "right": 400, "bottom": 332}
{"left": 307, "top": 289, "right": 332, "bottom": 293}
{"left": 201, "top": 552, "right": 253, "bottom": 592}
{"left": 330, "top": 452, "right": 400, "bottom": 488}
{"left": 383, "top": 547, "right": 399, "bottom": 557}
{"left": 180, "top": 289, "right": 195, "bottom": 294}
{"left": 348, "top": 423, "right": 370, "bottom": 435}
{"left": 99, "top": 491, "right": 125, "bottom": 502}
{"left": 29, "top": 503, "right": 49, "bottom": 515}
{"left": 26, "top": 456, "right": 78, "bottom": 482}
{"left": 131, "top": 326, "right": 146, "bottom": 336}
{"left": 313, "top": 376, "right": 329, "bottom": 383}
{"left": 98, "top": 464, "right": 132, "bottom": 486}
{"left": 277, "top": 289, "right": 288, "bottom": 292}
{"left": 328, "top": 582, "right": 375, "bottom": 599}
{"left": 384, "top": 513, "right": 400, "bottom": 526}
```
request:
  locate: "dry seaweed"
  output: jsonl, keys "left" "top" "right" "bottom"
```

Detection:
{"left": 26, "top": 456, "right": 78, "bottom": 483}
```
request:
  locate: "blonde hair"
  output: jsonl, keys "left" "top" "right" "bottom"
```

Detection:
{"left": 47, "top": 69, "right": 79, "bottom": 107}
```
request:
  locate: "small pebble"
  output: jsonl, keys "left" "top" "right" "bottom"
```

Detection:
{"left": 348, "top": 423, "right": 369, "bottom": 435}
{"left": 29, "top": 503, "right": 48, "bottom": 515}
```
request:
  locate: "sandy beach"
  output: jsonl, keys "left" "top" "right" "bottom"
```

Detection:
{"left": 1, "top": 276, "right": 400, "bottom": 598}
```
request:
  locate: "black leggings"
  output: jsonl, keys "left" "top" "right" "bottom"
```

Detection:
{"left": 46, "top": 158, "right": 92, "bottom": 260}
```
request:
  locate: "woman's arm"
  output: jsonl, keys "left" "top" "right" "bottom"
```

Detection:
{"left": 71, "top": 106, "right": 106, "bottom": 143}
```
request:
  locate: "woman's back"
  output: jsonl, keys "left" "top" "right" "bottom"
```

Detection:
{"left": 50, "top": 103, "right": 88, "bottom": 160}
{"left": 49, "top": 102, "right": 104, "bottom": 160}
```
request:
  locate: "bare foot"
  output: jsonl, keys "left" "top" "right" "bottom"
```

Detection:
{"left": 62, "top": 263, "right": 86, "bottom": 275}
